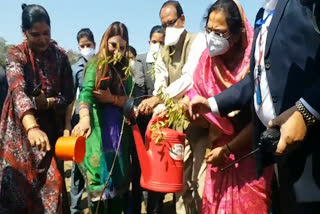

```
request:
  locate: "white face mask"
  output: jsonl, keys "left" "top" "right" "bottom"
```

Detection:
{"left": 130, "top": 59, "right": 136, "bottom": 68}
{"left": 206, "top": 32, "right": 230, "bottom": 57}
{"left": 164, "top": 27, "right": 185, "bottom": 46}
{"left": 149, "top": 43, "right": 161, "bottom": 53}
{"left": 80, "top": 47, "right": 95, "bottom": 61}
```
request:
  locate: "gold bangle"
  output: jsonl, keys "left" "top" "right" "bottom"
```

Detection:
{"left": 26, "top": 124, "right": 40, "bottom": 134}
{"left": 22, "top": 114, "right": 39, "bottom": 133}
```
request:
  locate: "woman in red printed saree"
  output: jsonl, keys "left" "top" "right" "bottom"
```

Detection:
{"left": 0, "top": 4, "right": 73, "bottom": 213}
{"left": 186, "top": 0, "right": 274, "bottom": 213}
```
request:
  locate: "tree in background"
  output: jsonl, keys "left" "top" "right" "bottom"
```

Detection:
{"left": 0, "top": 37, "right": 13, "bottom": 68}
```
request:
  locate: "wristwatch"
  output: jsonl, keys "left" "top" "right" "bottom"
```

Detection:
{"left": 295, "top": 100, "right": 317, "bottom": 126}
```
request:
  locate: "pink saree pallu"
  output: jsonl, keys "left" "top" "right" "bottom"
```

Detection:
{"left": 187, "top": 1, "right": 274, "bottom": 213}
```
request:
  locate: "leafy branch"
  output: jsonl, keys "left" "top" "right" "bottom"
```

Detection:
{"left": 97, "top": 43, "right": 133, "bottom": 80}
{"left": 146, "top": 45, "right": 188, "bottom": 144}
{"left": 151, "top": 87, "right": 189, "bottom": 144}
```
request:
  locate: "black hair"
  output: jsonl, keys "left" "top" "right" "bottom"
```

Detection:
{"left": 149, "top": 25, "right": 165, "bottom": 40}
{"left": 204, "top": 0, "right": 242, "bottom": 36}
{"left": 21, "top": 3, "right": 50, "bottom": 31}
{"left": 160, "top": 1, "right": 184, "bottom": 18}
{"left": 128, "top": 46, "right": 137, "bottom": 57}
{"left": 108, "top": 21, "right": 129, "bottom": 45}
{"left": 77, "top": 28, "right": 95, "bottom": 43}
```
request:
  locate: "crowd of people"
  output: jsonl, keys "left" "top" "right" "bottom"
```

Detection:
{"left": 0, "top": 0, "right": 319, "bottom": 213}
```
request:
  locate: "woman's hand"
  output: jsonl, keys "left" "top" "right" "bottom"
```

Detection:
{"left": 28, "top": 127, "right": 51, "bottom": 152}
{"left": 93, "top": 89, "right": 115, "bottom": 104}
{"left": 137, "top": 96, "right": 161, "bottom": 115}
{"left": 71, "top": 116, "right": 91, "bottom": 138}
{"left": 205, "top": 146, "right": 230, "bottom": 167}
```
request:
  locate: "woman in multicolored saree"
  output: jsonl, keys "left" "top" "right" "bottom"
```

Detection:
{"left": 72, "top": 22, "right": 133, "bottom": 213}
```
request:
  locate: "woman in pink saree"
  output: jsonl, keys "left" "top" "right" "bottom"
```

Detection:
{"left": 186, "top": 0, "right": 274, "bottom": 213}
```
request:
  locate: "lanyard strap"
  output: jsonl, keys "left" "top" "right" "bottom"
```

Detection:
{"left": 255, "top": 10, "right": 274, "bottom": 105}
{"left": 255, "top": 10, "right": 275, "bottom": 28}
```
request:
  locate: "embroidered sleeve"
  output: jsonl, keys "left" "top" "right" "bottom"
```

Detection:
{"left": 6, "top": 47, "right": 36, "bottom": 119}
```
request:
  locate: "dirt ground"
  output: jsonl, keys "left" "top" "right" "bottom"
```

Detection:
{"left": 64, "top": 161, "right": 175, "bottom": 214}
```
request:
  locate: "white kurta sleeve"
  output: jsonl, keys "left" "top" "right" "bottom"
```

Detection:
{"left": 152, "top": 51, "right": 169, "bottom": 96}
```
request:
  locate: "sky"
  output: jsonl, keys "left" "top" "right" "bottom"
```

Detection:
{"left": 0, "top": 1, "right": 261, "bottom": 54}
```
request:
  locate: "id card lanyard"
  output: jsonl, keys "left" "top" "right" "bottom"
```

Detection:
{"left": 255, "top": 10, "right": 274, "bottom": 105}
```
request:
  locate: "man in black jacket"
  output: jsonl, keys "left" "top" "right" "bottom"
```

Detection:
{"left": 189, "top": 0, "right": 320, "bottom": 213}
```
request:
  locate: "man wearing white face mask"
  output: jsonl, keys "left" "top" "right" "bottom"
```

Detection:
{"left": 137, "top": 1, "right": 207, "bottom": 214}
{"left": 65, "top": 28, "right": 96, "bottom": 214}
{"left": 138, "top": 1, "right": 204, "bottom": 113}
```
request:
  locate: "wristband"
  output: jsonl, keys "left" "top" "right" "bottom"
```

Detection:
{"left": 296, "top": 100, "right": 317, "bottom": 126}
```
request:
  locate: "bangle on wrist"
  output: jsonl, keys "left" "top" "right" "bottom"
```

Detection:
{"left": 26, "top": 124, "right": 40, "bottom": 134}
{"left": 79, "top": 104, "right": 90, "bottom": 112}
